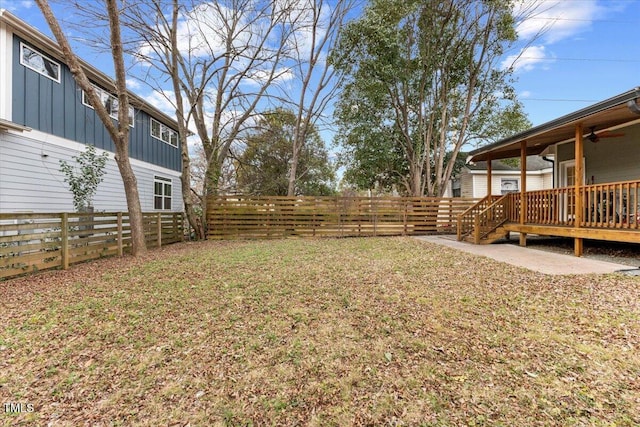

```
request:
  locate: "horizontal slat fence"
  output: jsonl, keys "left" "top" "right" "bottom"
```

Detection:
{"left": 207, "top": 196, "right": 479, "bottom": 240}
{"left": 0, "top": 212, "right": 183, "bottom": 280}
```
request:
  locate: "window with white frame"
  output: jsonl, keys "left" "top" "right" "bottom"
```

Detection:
{"left": 154, "top": 176, "right": 172, "bottom": 210}
{"left": 20, "top": 42, "right": 60, "bottom": 82}
{"left": 82, "top": 85, "right": 134, "bottom": 126}
{"left": 150, "top": 118, "right": 178, "bottom": 147}
{"left": 501, "top": 178, "right": 519, "bottom": 195}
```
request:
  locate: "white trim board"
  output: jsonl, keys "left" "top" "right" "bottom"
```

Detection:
{"left": 18, "top": 128, "right": 182, "bottom": 177}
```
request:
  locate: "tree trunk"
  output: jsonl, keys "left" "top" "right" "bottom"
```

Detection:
{"left": 181, "top": 149, "right": 204, "bottom": 240}
{"left": 287, "top": 144, "right": 300, "bottom": 196}
{"left": 114, "top": 142, "right": 147, "bottom": 255}
{"left": 36, "top": 0, "right": 147, "bottom": 256}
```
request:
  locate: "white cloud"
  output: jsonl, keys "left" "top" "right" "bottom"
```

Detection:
{"left": 513, "top": 0, "right": 601, "bottom": 44}
{"left": 142, "top": 89, "right": 177, "bottom": 118}
{"left": 281, "top": 0, "right": 332, "bottom": 58}
{"left": 506, "top": 0, "right": 625, "bottom": 73}
{"left": 1, "top": 0, "right": 34, "bottom": 11}
{"left": 138, "top": 2, "right": 273, "bottom": 61}
{"left": 245, "top": 67, "right": 295, "bottom": 87}
{"left": 501, "top": 45, "right": 553, "bottom": 72}
{"left": 126, "top": 79, "right": 141, "bottom": 90}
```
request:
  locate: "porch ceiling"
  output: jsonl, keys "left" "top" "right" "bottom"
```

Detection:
{"left": 469, "top": 87, "right": 640, "bottom": 162}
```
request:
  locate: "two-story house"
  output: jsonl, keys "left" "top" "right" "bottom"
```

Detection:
{"left": 0, "top": 10, "right": 183, "bottom": 213}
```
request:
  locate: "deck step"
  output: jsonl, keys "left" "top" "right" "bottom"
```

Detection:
{"left": 463, "top": 226, "right": 509, "bottom": 244}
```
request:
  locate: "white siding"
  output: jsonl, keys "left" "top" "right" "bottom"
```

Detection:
{"left": 460, "top": 173, "right": 474, "bottom": 198}
{"left": 459, "top": 168, "right": 553, "bottom": 198}
{"left": 473, "top": 174, "right": 488, "bottom": 198}
{"left": 0, "top": 130, "right": 183, "bottom": 213}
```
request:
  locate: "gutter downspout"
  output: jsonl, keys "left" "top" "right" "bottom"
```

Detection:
{"left": 542, "top": 156, "right": 555, "bottom": 188}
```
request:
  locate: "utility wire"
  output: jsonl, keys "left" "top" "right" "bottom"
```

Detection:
{"left": 524, "top": 17, "right": 639, "bottom": 24}
{"left": 515, "top": 56, "right": 640, "bottom": 63}
{"left": 518, "top": 98, "right": 600, "bottom": 102}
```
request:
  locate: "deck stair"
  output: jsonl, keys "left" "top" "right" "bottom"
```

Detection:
{"left": 463, "top": 225, "right": 508, "bottom": 244}
{"left": 457, "top": 194, "right": 511, "bottom": 244}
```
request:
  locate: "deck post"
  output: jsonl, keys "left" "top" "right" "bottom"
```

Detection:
{"left": 519, "top": 141, "right": 527, "bottom": 247}
{"left": 574, "top": 123, "right": 584, "bottom": 256}
{"left": 487, "top": 156, "right": 492, "bottom": 196}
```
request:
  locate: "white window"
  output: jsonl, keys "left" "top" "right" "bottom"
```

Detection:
{"left": 82, "top": 85, "right": 134, "bottom": 126}
{"left": 20, "top": 42, "right": 60, "bottom": 82}
{"left": 150, "top": 118, "right": 178, "bottom": 147}
{"left": 501, "top": 178, "right": 519, "bottom": 195}
{"left": 154, "top": 176, "right": 172, "bottom": 210}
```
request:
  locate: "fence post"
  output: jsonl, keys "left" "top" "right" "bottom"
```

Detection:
{"left": 372, "top": 196, "right": 377, "bottom": 237}
{"left": 61, "top": 213, "right": 69, "bottom": 270}
{"left": 403, "top": 201, "right": 408, "bottom": 235}
{"left": 157, "top": 212, "right": 162, "bottom": 248}
{"left": 173, "top": 213, "right": 179, "bottom": 242}
{"left": 117, "top": 212, "right": 123, "bottom": 256}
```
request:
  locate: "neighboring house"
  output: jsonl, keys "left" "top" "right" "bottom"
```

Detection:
{"left": 458, "top": 86, "right": 640, "bottom": 256}
{"left": 453, "top": 155, "right": 552, "bottom": 198}
{"left": 0, "top": 10, "right": 183, "bottom": 213}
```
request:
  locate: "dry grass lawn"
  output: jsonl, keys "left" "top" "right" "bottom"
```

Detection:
{"left": 1, "top": 237, "right": 639, "bottom": 426}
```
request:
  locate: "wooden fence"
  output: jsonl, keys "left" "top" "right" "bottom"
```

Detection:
{"left": 0, "top": 212, "right": 184, "bottom": 280}
{"left": 207, "top": 196, "right": 479, "bottom": 240}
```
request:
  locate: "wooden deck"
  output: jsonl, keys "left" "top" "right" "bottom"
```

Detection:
{"left": 458, "top": 179, "right": 640, "bottom": 249}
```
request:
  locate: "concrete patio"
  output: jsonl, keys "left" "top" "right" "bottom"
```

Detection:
{"left": 415, "top": 235, "right": 636, "bottom": 275}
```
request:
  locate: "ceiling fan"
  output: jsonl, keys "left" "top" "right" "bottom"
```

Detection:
{"left": 587, "top": 126, "right": 625, "bottom": 143}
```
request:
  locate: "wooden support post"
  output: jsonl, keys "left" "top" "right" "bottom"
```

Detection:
{"left": 519, "top": 141, "right": 527, "bottom": 247}
{"left": 574, "top": 123, "right": 584, "bottom": 256}
{"left": 61, "top": 213, "right": 69, "bottom": 270}
{"left": 487, "top": 156, "right": 492, "bottom": 196}
{"left": 157, "top": 212, "right": 162, "bottom": 248}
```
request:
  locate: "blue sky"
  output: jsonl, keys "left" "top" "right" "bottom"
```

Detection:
{"left": 504, "top": 0, "right": 640, "bottom": 125}
{"left": 2, "top": 0, "right": 639, "bottom": 129}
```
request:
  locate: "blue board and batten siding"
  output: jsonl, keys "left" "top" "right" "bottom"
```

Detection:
{"left": 11, "top": 36, "right": 181, "bottom": 172}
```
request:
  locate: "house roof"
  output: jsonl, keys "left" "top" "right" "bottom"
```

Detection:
{"left": 0, "top": 9, "right": 180, "bottom": 131}
{"left": 466, "top": 155, "right": 552, "bottom": 172}
{"left": 468, "top": 87, "right": 640, "bottom": 162}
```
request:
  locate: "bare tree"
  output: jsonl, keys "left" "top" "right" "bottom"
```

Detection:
{"left": 35, "top": 0, "right": 147, "bottom": 255}
{"left": 278, "top": 0, "right": 356, "bottom": 196}
{"left": 122, "top": 0, "right": 296, "bottom": 238}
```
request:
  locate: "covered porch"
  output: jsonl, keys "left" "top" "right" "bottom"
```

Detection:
{"left": 458, "top": 87, "right": 640, "bottom": 256}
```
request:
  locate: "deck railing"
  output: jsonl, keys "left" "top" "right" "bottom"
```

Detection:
{"left": 472, "top": 194, "right": 511, "bottom": 243}
{"left": 581, "top": 180, "right": 640, "bottom": 229}
{"left": 456, "top": 195, "right": 501, "bottom": 240}
{"left": 513, "top": 179, "right": 640, "bottom": 229}
{"left": 521, "top": 187, "right": 576, "bottom": 226}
